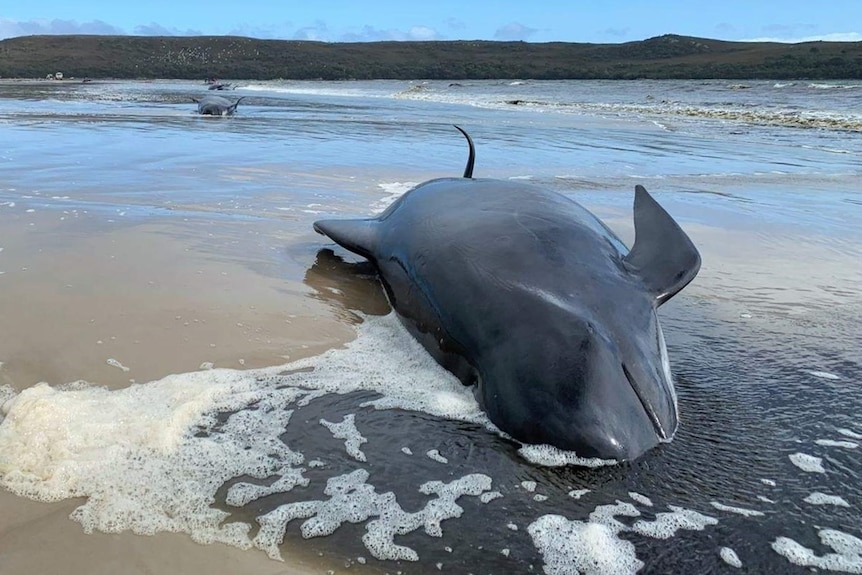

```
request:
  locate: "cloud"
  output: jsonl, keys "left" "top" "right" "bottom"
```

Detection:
{"left": 743, "top": 32, "right": 862, "bottom": 43}
{"left": 339, "top": 25, "right": 441, "bottom": 42}
{"left": 405, "top": 26, "right": 438, "bottom": 41}
{"left": 0, "top": 18, "right": 124, "bottom": 39}
{"left": 494, "top": 22, "right": 538, "bottom": 41}
{"left": 761, "top": 23, "right": 817, "bottom": 34}
{"left": 293, "top": 20, "right": 330, "bottom": 41}
{"left": 133, "top": 23, "right": 202, "bottom": 36}
{"left": 227, "top": 22, "right": 294, "bottom": 39}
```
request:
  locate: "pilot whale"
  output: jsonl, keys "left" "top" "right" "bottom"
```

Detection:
{"left": 313, "top": 127, "right": 701, "bottom": 461}
{"left": 192, "top": 95, "right": 244, "bottom": 116}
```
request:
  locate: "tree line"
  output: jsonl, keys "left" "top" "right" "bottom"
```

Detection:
{"left": 1, "top": 34, "right": 860, "bottom": 80}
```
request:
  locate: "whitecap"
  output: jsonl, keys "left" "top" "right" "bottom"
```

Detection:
{"left": 789, "top": 453, "right": 826, "bottom": 473}
{"left": 838, "top": 428, "right": 862, "bottom": 440}
{"left": 710, "top": 501, "right": 765, "bottom": 517}
{"left": 816, "top": 439, "right": 859, "bottom": 449}
{"left": 804, "top": 370, "right": 841, "bottom": 380}
{"left": 803, "top": 492, "right": 851, "bottom": 507}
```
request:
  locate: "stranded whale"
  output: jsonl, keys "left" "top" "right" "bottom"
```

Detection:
{"left": 313, "top": 127, "right": 701, "bottom": 461}
{"left": 192, "top": 95, "right": 244, "bottom": 116}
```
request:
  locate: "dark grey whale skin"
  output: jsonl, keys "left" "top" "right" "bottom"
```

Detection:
{"left": 313, "top": 139, "right": 701, "bottom": 461}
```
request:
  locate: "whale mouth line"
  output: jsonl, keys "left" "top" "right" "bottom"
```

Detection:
{"left": 622, "top": 362, "right": 668, "bottom": 440}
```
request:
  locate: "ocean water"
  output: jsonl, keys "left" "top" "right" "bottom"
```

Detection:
{"left": 0, "top": 78, "right": 860, "bottom": 574}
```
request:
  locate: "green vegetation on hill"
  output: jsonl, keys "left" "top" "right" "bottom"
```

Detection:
{"left": 1, "top": 34, "right": 860, "bottom": 80}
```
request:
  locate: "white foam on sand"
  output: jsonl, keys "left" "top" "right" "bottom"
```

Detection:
{"left": 425, "top": 449, "right": 448, "bottom": 464}
{"left": 320, "top": 414, "right": 368, "bottom": 462}
{"left": 0, "top": 372, "right": 288, "bottom": 547}
{"left": 106, "top": 358, "right": 131, "bottom": 372}
{"left": 720, "top": 547, "right": 743, "bottom": 568}
{"left": 0, "top": 313, "right": 504, "bottom": 558}
{"left": 629, "top": 492, "right": 653, "bottom": 507}
{"left": 529, "top": 501, "right": 719, "bottom": 574}
{"left": 773, "top": 529, "right": 862, "bottom": 573}
{"left": 630, "top": 505, "right": 718, "bottom": 539}
{"left": 253, "top": 470, "right": 494, "bottom": 562}
{"left": 528, "top": 513, "right": 643, "bottom": 575}
{"left": 0, "top": 310, "right": 704, "bottom": 569}
{"left": 803, "top": 492, "right": 851, "bottom": 507}
{"left": 789, "top": 452, "right": 826, "bottom": 473}
{"left": 480, "top": 491, "right": 503, "bottom": 503}
{"left": 0, "top": 384, "right": 14, "bottom": 424}
{"left": 517, "top": 444, "right": 618, "bottom": 468}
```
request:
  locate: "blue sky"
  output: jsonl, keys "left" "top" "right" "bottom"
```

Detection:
{"left": 1, "top": 1, "right": 861, "bottom": 43}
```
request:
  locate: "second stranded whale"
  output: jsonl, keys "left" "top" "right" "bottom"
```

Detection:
{"left": 314, "top": 127, "right": 701, "bottom": 462}
{"left": 192, "top": 95, "right": 244, "bottom": 116}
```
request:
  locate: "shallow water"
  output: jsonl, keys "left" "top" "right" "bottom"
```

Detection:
{"left": 0, "top": 78, "right": 860, "bottom": 574}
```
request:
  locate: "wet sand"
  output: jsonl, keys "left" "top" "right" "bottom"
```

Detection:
{"left": 0, "top": 496, "right": 322, "bottom": 575}
{"left": 0, "top": 210, "right": 360, "bottom": 574}
{"left": 0, "top": 211, "right": 356, "bottom": 390}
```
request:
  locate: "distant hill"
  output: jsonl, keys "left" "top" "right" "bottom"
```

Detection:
{"left": 0, "top": 34, "right": 860, "bottom": 80}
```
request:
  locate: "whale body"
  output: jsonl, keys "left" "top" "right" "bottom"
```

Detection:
{"left": 193, "top": 95, "right": 244, "bottom": 116}
{"left": 314, "top": 128, "right": 701, "bottom": 461}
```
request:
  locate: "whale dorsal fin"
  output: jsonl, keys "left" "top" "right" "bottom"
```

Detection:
{"left": 453, "top": 125, "right": 475, "bottom": 178}
{"left": 623, "top": 185, "right": 701, "bottom": 306}
{"left": 313, "top": 219, "right": 379, "bottom": 260}
{"left": 229, "top": 97, "right": 245, "bottom": 113}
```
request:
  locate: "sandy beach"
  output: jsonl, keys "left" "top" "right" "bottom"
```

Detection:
{"left": 1, "top": 78, "right": 860, "bottom": 574}
{"left": 0, "top": 212, "right": 356, "bottom": 390}
{"left": 0, "top": 208, "right": 366, "bottom": 574}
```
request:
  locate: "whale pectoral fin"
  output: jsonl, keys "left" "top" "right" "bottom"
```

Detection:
{"left": 623, "top": 185, "right": 701, "bottom": 306}
{"left": 313, "top": 219, "right": 379, "bottom": 260}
